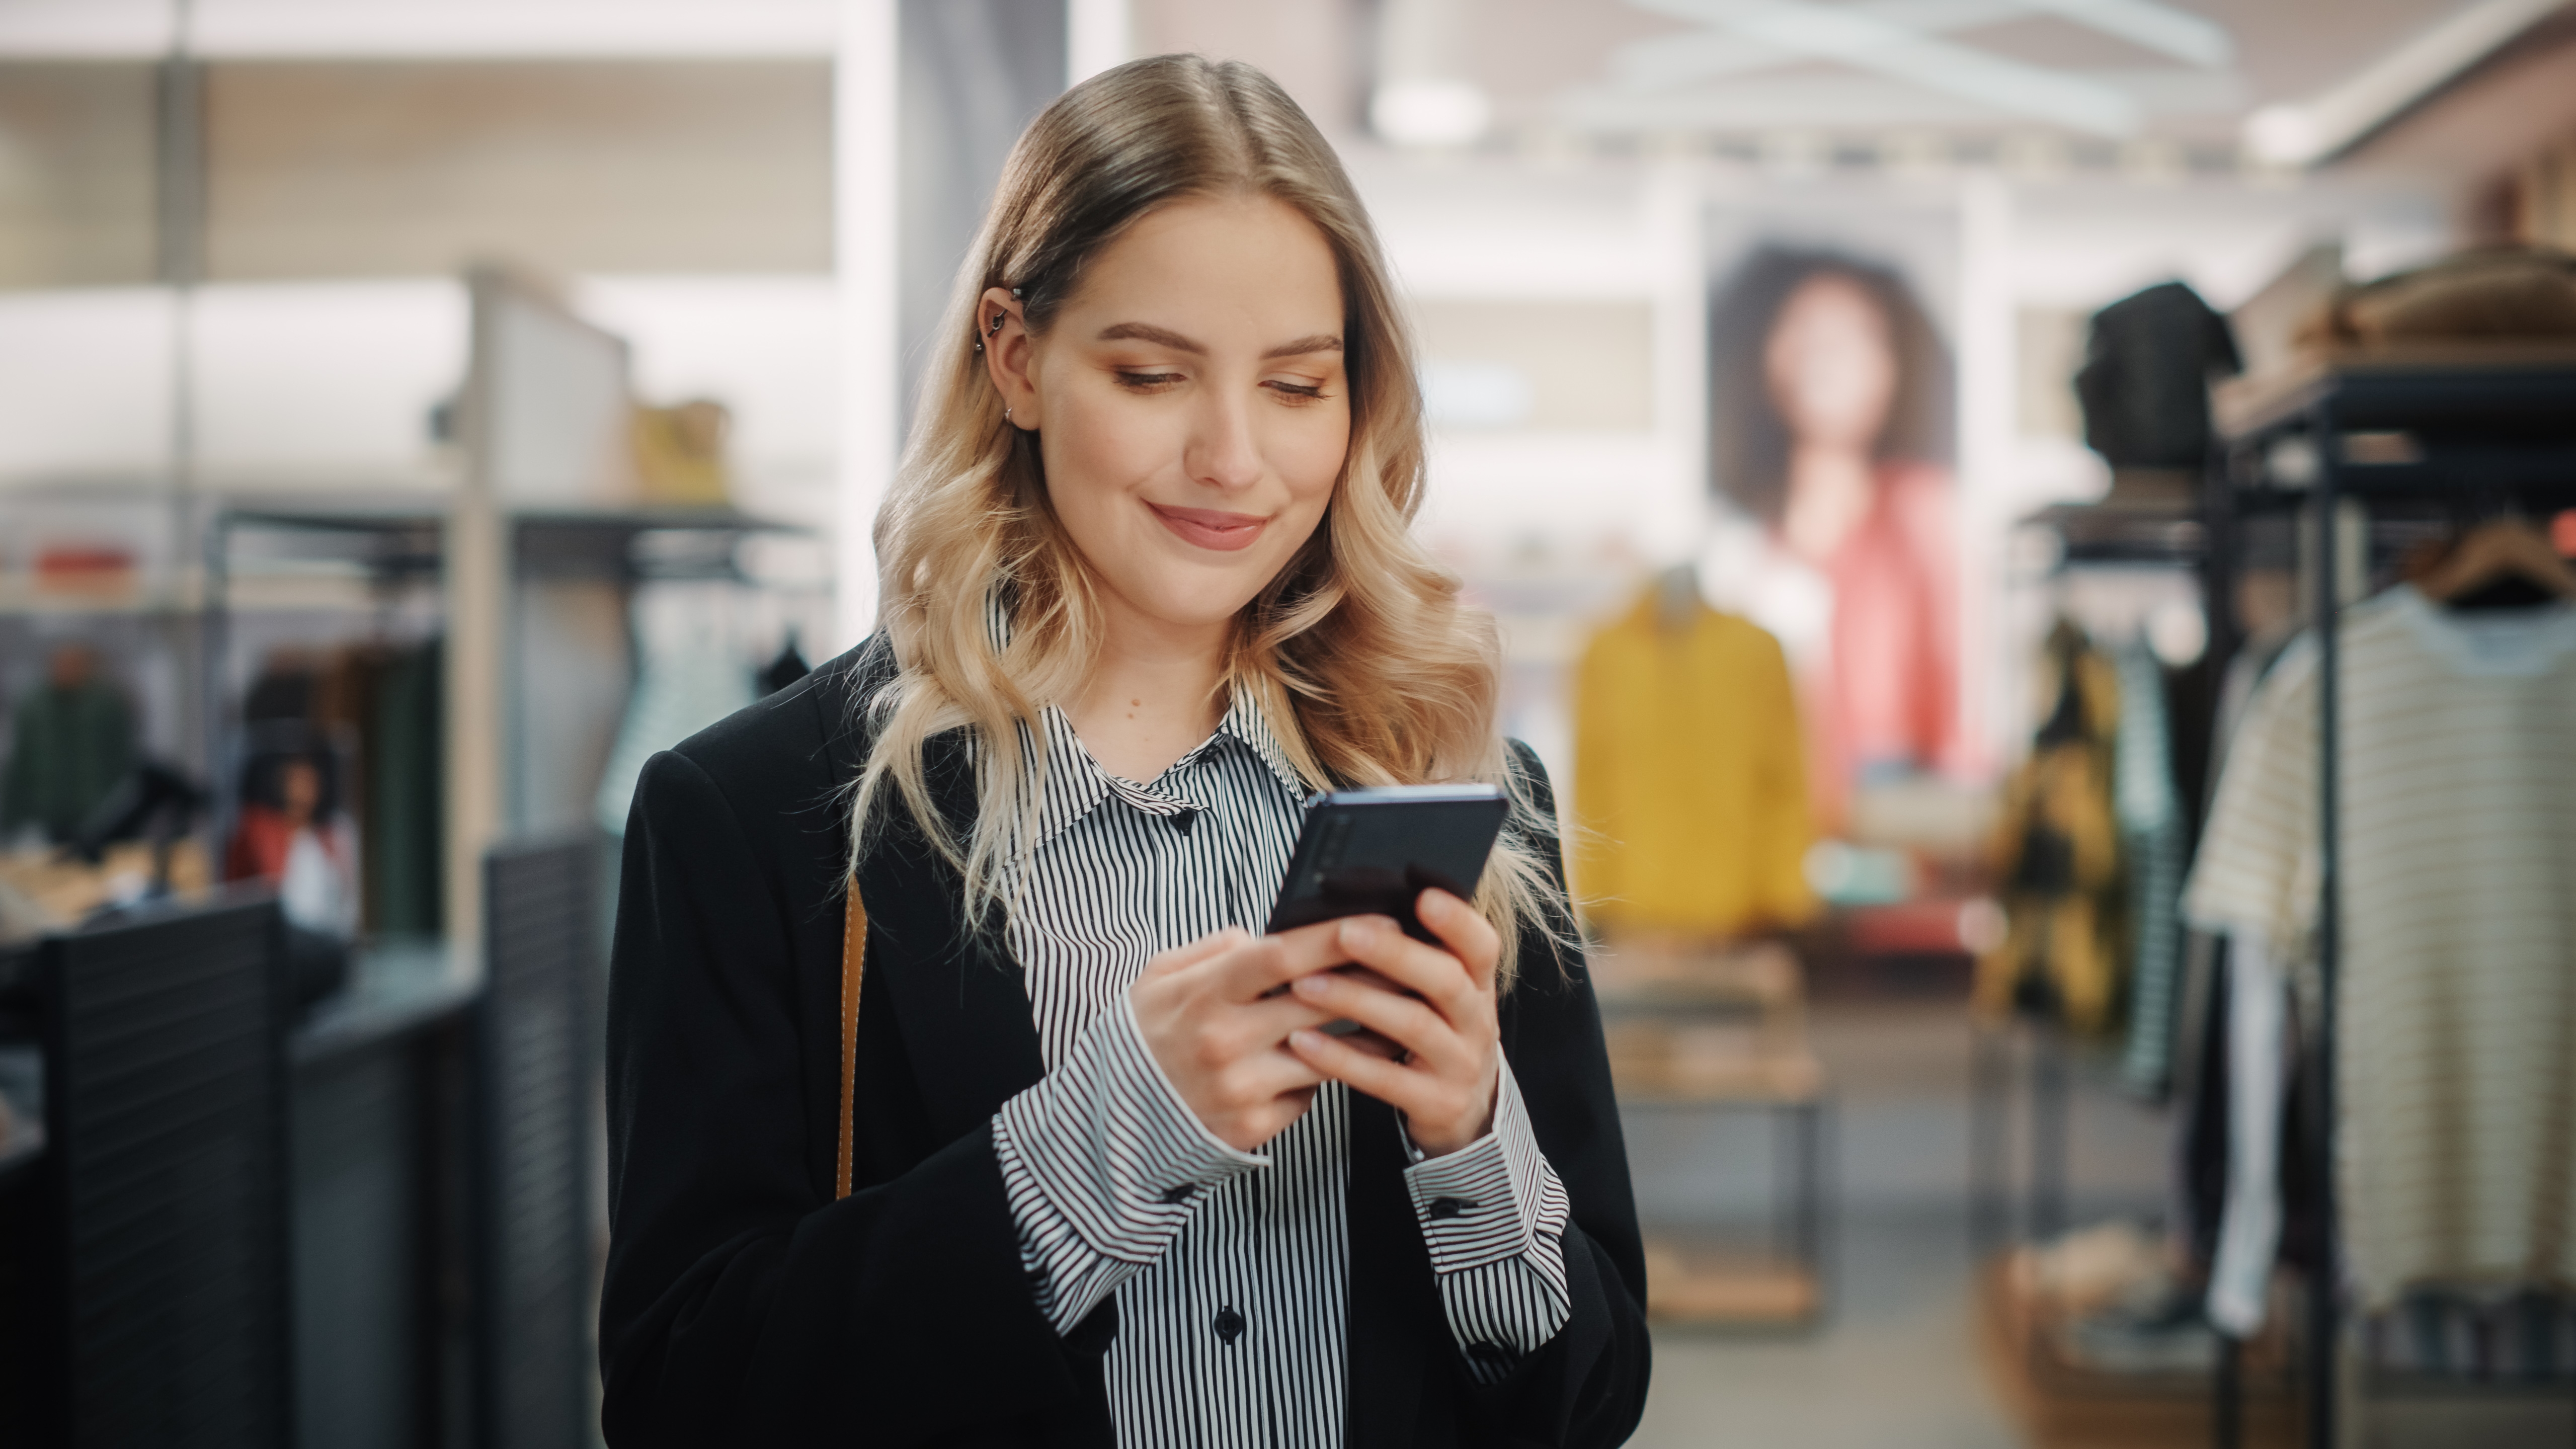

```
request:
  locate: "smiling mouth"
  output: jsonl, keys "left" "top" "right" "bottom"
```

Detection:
{"left": 1147, "top": 503, "right": 1268, "bottom": 552}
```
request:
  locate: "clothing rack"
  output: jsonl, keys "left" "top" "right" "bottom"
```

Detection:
{"left": 2205, "top": 347, "right": 2576, "bottom": 1449}
{"left": 1973, "top": 500, "right": 2301, "bottom": 1446}
{"left": 1979, "top": 503, "right": 2200, "bottom": 1266}
{"left": 203, "top": 498, "right": 816, "bottom": 942}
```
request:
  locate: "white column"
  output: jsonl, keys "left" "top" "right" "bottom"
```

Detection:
{"left": 1643, "top": 163, "right": 1709, "bottom": 558}
{"left": 1066, "top": 0, "right": 1130, "bottom": 87}
{"left": 834, "top": 0, "right": 901, "bottom": 652}
{"left": 1955, "top": 170, "right": 2016, "bottom": 777}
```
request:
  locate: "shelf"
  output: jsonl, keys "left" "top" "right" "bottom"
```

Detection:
{"left": 1644, "top": 1243, "right": 1820, "bottom": 1327}
{"left": 2019, "top": 505, "right": 2206, "bottom": 567}
{"left": 2215, "top": 344, "right": 2576, "bottom": 443}
{"left": 1606, "top": 1032, "right": 1824, "bottom": 1105}
{"left": 216, "top": 499, "right": 812, "bottom": 535}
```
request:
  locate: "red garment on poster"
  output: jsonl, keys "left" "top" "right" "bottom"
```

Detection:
{"left": 1816, "top": 462, "right": 1962, "bottom": 813}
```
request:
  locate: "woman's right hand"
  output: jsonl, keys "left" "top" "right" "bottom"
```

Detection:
{"left": 1128, "top": 922, "right": 1356, "bottom": 1153}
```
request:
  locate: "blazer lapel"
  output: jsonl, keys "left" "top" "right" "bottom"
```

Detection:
{"left": 1343, "top": 1094, "right": 1430, "bottom": 1447}
{"left": 853, "top": 730, "right": 1047, "bottom": 1147}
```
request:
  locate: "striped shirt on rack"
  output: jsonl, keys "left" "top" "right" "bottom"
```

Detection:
{"left": 989, "top": 689, "right": 1572, "bottom": 1448}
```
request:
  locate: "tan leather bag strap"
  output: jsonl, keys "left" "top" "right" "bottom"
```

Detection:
{"left": 835, "top": 874, "right": 866, "bottom": 1200}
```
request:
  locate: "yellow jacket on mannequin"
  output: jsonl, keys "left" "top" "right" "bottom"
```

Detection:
{"left": 1573, "top": 584, "right": 1818, "bottom": 939}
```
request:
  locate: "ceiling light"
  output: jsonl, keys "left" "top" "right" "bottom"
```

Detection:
{"left": 2240, "top": 0, "right": 2562, "bottom": 167}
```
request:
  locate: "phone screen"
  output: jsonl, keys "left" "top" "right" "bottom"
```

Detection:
{"left": 1265, "top": 784, "right": 1510, "bottom": 943}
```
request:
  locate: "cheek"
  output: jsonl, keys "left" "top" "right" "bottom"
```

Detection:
{"left": 1272, "top": 411, "right": 1350, "bottom": 516}
{"left": 1039, "top": 390, "right": 1170, "bottom": 530}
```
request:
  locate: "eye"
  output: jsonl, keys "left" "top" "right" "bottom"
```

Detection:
{"left": 1264, "top": 379, "right": 1329, "bottom": 404}
{"left": 1113, "top": 370, "right": 1185, "bottom": 392}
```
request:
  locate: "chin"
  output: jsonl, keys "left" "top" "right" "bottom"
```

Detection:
{"left": 1151, "top": 589, "right": 1264, "bottom": 633}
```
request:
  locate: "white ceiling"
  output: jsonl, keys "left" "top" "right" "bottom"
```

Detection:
{"left": 0, "top": 0, "right": 840, "bottom": 59}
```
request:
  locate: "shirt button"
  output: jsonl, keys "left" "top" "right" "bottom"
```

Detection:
{"left": 1158, "top": 1183, "right": 1195, "bottom": 1204}
{"left": 1214, "top": 1306, "right": 1245, "bottom": 1345}
{"left": 1427, "top": 1196, "right": 1478, "bottom": 1221}
{"left": 1166, "top": 809, "right": 1197, "bottom": 836}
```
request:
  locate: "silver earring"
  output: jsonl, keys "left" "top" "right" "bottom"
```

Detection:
{"left": 1004, "top": 407, "right": 1014, "bottom": 423}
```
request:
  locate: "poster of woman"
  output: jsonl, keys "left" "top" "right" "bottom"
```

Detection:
{"left": 1705, "top": 243, "right": 1966, "bottom": 828}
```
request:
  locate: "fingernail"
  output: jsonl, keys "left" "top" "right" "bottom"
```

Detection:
{"left": 1293, "top": 974, "right": 1328, "bottom": 997}
{"left": 1340, "top": 918, "right": 1373, "bottom": 946}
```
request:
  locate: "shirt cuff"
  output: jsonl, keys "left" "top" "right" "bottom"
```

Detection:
{"left": 993, "top": 992, "right": 1265, "bottom": 1332}
{"left": 1401, "top": 1054, "right": 1570, "bottom": 1275}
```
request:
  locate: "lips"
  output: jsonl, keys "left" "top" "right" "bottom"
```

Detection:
{"left": 1147, "top": 503, "right": 1268, "bottom": 552}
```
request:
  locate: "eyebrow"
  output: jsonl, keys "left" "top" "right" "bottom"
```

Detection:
{"left": 1096, "top": 321, "right": 1343, "bottom": 360}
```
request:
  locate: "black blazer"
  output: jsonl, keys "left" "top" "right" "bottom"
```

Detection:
{"left": 600, "top": 638, "right": 1650, "bottom": 1447}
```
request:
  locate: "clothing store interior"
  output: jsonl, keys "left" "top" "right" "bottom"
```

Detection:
{"left": 4, "top": 1, "right": 2575, "bottom": 1445}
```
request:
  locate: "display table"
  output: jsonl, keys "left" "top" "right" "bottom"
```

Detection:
{"left": 1593, "top": 938, "right": 1831, "bottom": 1329}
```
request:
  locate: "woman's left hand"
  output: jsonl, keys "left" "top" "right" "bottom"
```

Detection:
{"left": 1284, "top": 889, "right": 1501, "bottom": 1158}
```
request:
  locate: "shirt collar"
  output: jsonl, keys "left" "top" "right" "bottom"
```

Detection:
{"left": 1021, "top": 682, "right": 1311, "bottom": 849}
{"left": 1213, "top": 684, "right": 1313, "bottom": 801}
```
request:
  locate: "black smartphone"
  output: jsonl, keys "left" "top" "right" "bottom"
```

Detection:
{"left": 1266, "top": 784, "right": 1510, "bottom": 943}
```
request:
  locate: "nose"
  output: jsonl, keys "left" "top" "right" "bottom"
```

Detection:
{"left": 1182, "top": 388, "right": 1263, "bottom": 494}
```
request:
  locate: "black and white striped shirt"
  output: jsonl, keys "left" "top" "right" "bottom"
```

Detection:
{"left": 988, "top": 690, "right": 1572, "bottom": 1447}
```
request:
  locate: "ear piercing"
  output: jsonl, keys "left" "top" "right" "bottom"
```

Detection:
{"left": 977, "top": 287, "right": 1028, "bottom": 353}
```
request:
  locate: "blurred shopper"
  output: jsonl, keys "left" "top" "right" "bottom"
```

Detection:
{"left": 2, "top": 642, "right": 136, "bottom": 846}
{"left": 224, "top": 739, "right": 358, "bottom": 940}
{"left": 602, "top": 55, "right": 1647, "bottom": 1449}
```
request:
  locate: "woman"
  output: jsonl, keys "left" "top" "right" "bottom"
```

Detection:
{"left": 602, "top": 56, "right": 1647, "bottom": 1448}
{"left": 1706, "top": 246, "right": 1962, "bottom": 826}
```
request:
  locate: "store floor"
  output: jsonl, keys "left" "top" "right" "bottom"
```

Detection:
{"left": 1621, "top": 999, "right": 2171, "bottom": 1447}
{"left": 1633, "top": 1209, "right": 2011, "bottom": 1448}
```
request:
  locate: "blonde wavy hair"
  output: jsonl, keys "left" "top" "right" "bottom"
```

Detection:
{"left": 854, "top": 54, "right": 1563, "bottom": 987}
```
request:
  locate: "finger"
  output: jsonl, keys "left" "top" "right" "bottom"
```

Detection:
{"left": 1416, "top": 889, "right": 1502, "bottom": 994}
{"left": 1232, "top": 992, "right": 1348, "bottom": 1042}
{"left": 1336, "top": 1025, "right": 1407, "bottom": 1061}
{"left": 1290, "top": 968, "right": 1466, "bottom": 1076}
{"left": 1219, "top": 918, "right": 1356, "bottom": 1001}
{"left": 1143, "top": 925, "right": 1250, "bottom": 981}
{"left": 1222, "top": 1040, "right": 1332, "bottom": 1101}
{"left": 1286, "top": 1026, "right": 1437, "bottom": 1117}
{"left": 1334, "top": 916, "right": 1484, "bottom": 1024}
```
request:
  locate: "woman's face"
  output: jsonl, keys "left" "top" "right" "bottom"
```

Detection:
{"left": 1763, "top": 273, "right": 1898, "bottom": 451}
{"left": 983, "top": 194, "right": 1351, "bottom": 637}
{"left": 279, "top": 759, "right": 320, "bottom": 825}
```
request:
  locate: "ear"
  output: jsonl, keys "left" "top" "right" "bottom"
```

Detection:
{"left": 976, "top": 286, "right": 1038, "bottom": 430}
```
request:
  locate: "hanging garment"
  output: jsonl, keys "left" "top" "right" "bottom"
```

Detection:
{"left": 2, "top": 674, "right": 136, "bottom": 843}
{"left": 2204, "top": 930, "right": 2291, "bottom": 1335}
{"left": 1572, "top": 587, "right": 1816, "bottom": 939}
{"left": 2185, "top": 585, "right": 2576, "bottom": 1309}
{"left": 2114, "top": 640, "right": 2186, "bottom": 1097}
{"left": 2169, "top": 931, "right": 2232, "bottom": 1268}
{"left": 368, "top": 641, "right": 443, "bottom": 936}
{"left": 758, "top": 635, "right": 812, "bottom": 696}
{"left": 2170, "top": 625, "right": 2301, "bottom": 1261}
{"left": 1976, "top": 621, "right": 2125, "bottom": 1033}
{"left": 595, "top": 585, "right": 756, "bottom": 838}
